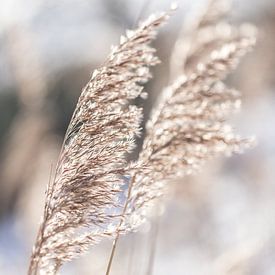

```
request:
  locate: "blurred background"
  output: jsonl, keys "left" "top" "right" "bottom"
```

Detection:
{"left": 0, "top": 0, "right": 275, "bottom": 274}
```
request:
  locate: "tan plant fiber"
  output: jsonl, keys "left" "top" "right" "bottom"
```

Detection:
{"left": 28, "top": 11, "right": 171, "bottom": 275}
{"left": 123, "top": 36, "right": 256, "bottom": 230}
{"left": 106, "top": 0, "right": 256, "bottom": 270}
{"left": 106, "top": 1, "right": 257, "bottom": 271}
{"left": 170, "top": 0, "right": 257, "bottom": 77}
{"left": 29, "top": 2, "right": 257, "bottom": 275}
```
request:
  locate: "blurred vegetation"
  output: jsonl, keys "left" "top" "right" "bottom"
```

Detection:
{"left": 0, "top": 0, "right": 275, "bottom": 274}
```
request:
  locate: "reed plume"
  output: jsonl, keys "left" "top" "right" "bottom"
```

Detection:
{"left": 106, "top": 2, "right": 257, "bottom": 269}
{"left": 170, "top": 0, "right": 256, "bottom": 77}
{"left": 28, "top": 2, "right": 256, "bottom": 275}
{"left": 28, "top": 11, "right": 170, "bottom": 275}
{"left": 123, "top": 36, "right": 256, "bottom": 229}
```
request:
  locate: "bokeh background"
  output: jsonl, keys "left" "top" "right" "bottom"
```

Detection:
{"left": 0, "top": 0, "right": 275, "bottom": 274}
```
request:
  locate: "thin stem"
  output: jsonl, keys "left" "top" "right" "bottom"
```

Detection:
{"left": 105, "top": 174, "right": 137, "bottom": 275}
{"left": 105, "top": 237, "right": 119, "bottom": 275}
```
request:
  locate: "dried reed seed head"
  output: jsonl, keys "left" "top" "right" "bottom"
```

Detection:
{"left": 28, "top": 11, "right": 171, "bottom": 275}
{"left": 169, "top": 0, "right": 257, "bottom": 77}
{"left": 28, "top": 3, "right": 257, "bottom": 274}
{"left": 123, "top": 26, "right": 257, "bottom": 232}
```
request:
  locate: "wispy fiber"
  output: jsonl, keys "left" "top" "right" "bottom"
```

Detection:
{"left": 105, "top": 2, "right": 256, "bottom": 272}
{"left": 29, "top": 2, "right": 256, "bottom": 275}
{"left": 170, "top": 0, "right": 256, "bottom": 77}
{"left": 28, "top": 11, "right": 170, "bottom": 275}
{"left": 123, "top": 37, "right": 256, "bottom": 230}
